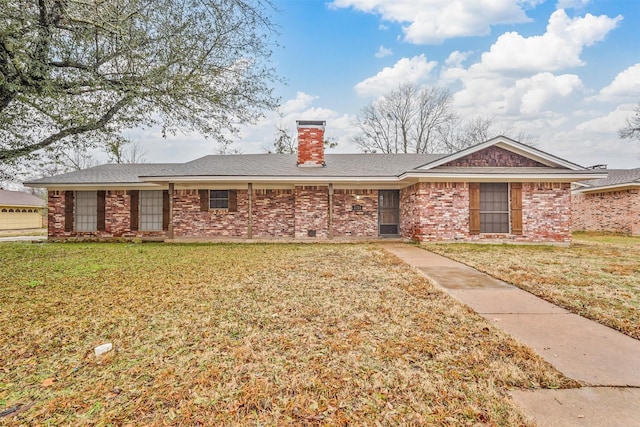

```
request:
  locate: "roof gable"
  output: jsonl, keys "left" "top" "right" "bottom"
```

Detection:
{"left": 417, "top": 136, "right": 586, "bottom": 171}
{"left": 436, "top": 145, "right": 546, "bottom": 168}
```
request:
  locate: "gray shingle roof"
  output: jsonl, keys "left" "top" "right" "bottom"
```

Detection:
{"left": 26, "top": 154, "right": 446, "bottom": 185}
{"left": 578, "top": 168, "right": 640, "bottom": 190}
{"left": 0, "top": 189, "right": 45, "bottom": 206}
{"left": 24, "top": 151, "right": 603, "bottom": 187}
{"left": 26, "top": 163, "right": 180, "bottom": 185}
{"left": 163, "top": 153, "right": 445, "bottom": 177}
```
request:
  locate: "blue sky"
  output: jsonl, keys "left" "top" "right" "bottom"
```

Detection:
{"left": 138, "top": 0, "right": 640, "bottom": 168}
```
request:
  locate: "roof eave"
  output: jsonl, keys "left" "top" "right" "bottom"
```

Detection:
{"left": 23, "top": 182, "right": 163, "bottom": 190}
{"left": 401, "top": 171, "right": 607, "bottom": 182}
{"left": 573, "top": 183, "right": 640, "bottom": 194}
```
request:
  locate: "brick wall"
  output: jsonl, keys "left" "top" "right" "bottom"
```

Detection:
{"left": 173, "top": 189, "right": 248, "bottom": 238}
{"left": 252, "top": 189, "right": 295, "bottom": 237}
{"left": 572, "top": 189, "right": 640, "bottom": 235}
{"left": 522, "top": 183, "right": 572, "bottom": 243}
{"left": 440, "top": 146, "right": 546, "bottom": 167}
{"left": 48, "top": 182, "right": 573, "bottom": 242}
{"left": 48, "top": 191, "right": 66, "bottom": 236}
{"left": 400, "top": 182, "right": 470, "bottom": 241}
{"left": 400, "top": 182, "right": 571, "bottom": 243}
{"left": 332, "top": 189, "right": 378, "bottom": 237}
{"left": 294, "top": 186, "right": 329, "bottom": 238}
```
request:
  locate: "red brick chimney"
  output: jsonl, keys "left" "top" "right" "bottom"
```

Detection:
{"left": 297, "top": 120, "right": 326, "bottom": 167}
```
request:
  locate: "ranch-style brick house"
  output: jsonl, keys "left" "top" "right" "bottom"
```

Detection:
{"left": 26, "top": 121, "right": 606, "bottom": 243}
{"left": 572, "top": 167, "right": 640, "bottom": 235}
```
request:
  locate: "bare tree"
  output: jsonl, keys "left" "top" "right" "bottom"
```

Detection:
{"left": 620, "top": 103, "right": 640, "bottom": 141}
{"left": 270, "top": 118, "right": 296, "bottom": 154}
{"left": 353, "top": 84, "right": 458, "bottom": 153}
{"left": 57, "top": 144, "right": 101, "bottom": 171}
{"left": 438, "top": 116, "right": 494, "bottom": 153}
{"left": 438, "top": 115, "right": 537, "bottom": 154}
{"left": 106, "top": 139, "right": 146, "bottom": 164}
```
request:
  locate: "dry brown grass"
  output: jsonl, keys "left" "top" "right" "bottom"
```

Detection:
{"left": 425, "top": 233, "right": 640, "bottom": 340}
{"left": 0, "top": 242, "right": 574, "bottom": 425}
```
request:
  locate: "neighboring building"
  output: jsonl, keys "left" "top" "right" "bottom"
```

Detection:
{"left": 0, "top": 189, "right": 46, "bottom": 230}
{"left": 25, "top": 121, "right": 606, "bottom": 243}
{"left": 572, "top": 168, "right": 640, "bottom": 235}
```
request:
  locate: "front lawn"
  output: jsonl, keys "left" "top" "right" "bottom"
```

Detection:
{"left": 0, "top": 243, "right": 573, "bottom": 425}
{"left": 426, "top": 233, "right": 640, "bottom": 340}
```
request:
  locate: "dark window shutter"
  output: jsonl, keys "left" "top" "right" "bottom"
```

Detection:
{"left": 228, "top": 190, "right": 237, "bottom": 212}
{"left": 199, "top": 189, "right": 209, "bottom": 211}
{"left": 162, "top": 190, "right": 170, "bottom": 231}
{"left": 97, "top": 190, "right": 106, "bottom": 231}
{"left": 469, "top": 183, "right": 480, "bottom": 235}
{"left": 511, "top": 183, "right": 523, "bottom": 235}
{"left": 129, "top": 190, "right": 139, "bottom": 231}
{"left": 64, "top": 191, "right": 74, "bottom": 232}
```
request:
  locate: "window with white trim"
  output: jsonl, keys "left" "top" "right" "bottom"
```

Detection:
{"left": 140, "top": 190, "right": 163, "bottom": 231}
{"left": 75, "top": 191, "right": 97, "bottom": 232}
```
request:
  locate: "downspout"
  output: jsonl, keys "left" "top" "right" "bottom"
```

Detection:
{"left": 328, "top": 183, "right": 334, "bottom": 239}
{"left": 248, "top": 182, "right": 253, "bottom": 239}
{"left": 168, "top": 182, "right": 174, "bottom": 239}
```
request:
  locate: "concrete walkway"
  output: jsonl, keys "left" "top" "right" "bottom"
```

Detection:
{"left": 383, "top": 243, "right": 640, "bottom": 427}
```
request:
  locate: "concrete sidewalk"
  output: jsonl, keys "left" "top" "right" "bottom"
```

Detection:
{"left": 383, "top": 243, "right": 640, "bottom": 427}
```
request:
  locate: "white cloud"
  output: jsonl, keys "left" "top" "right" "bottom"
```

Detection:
{"left": 598, "top": 64, "right": 640, "bottom": 101}
{"left": 375, "top": 45, "right": 393, "bottom": 58}
{"left": 480, "top": 9, "right": 622, "bottom": 73}
{"left": 330, "top": 0, "right": 532, "bottom": 44}
{"left": 575, "top": 104, "right": 635, "bottom": 134}
{"left": 354, "top": 54, "right": 437, "bottom": 97}
{"left": 513, "top": 73, "right": 583, "bottom": 114}
{"left": 444, "top": 51, "right": 472, "bottom": 68}
{"left": 279, "top": 92, "right": 318, "bottom": 115}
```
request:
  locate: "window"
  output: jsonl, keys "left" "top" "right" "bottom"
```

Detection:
{"left": 75, "top": 191, "right": 97, "bottom": 231}
{"left": 479, "top": 183, "right": 509, "bottom": 233}
{"left": 209, "top": 190, "right": 229, "bottom": 209}
{"left": 140, "top": 190, "right": 163, "bottom": 231}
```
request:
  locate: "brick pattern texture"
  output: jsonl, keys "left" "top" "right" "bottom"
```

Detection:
{"left": 173, "top": 189, "right": 248, "bottom": 238}
{"left": 572, "top": 190, "right": 640, "bottom": 235}
{"left": 297, "top": 126, "right": 325, "bottom": 166}
{"left": 440, "top": 146, "right": 546, "bottom": 167}
{"left": 294, "top": 186, "right": 329, "bottom": 238}
{"left": 400, "top": 182, "right": 470, "bottom": 241}
{"left": 400, "top": 182, "right": 571, "bottom": 243}
{"left": 252, "top": 189, "right": 295, "bottom": 237}
{"left": 333, "top": 189, "right": 378, "bottom": 237}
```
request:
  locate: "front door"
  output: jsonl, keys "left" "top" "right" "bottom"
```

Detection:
{"left": 378, "top": 190, "right": 400, "bottom": 236}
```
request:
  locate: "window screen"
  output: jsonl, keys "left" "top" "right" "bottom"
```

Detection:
{"left": 140, "top": 190, "right": 163, "bottom": 231}
{"left": 479, "top": 183, "right": 509, "bottom": 233}
{"left": 75, "top": 191, "right": 97, "bottom": 232}
{"left": 209, "top": 190, "right": 229, "bottom": 209}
